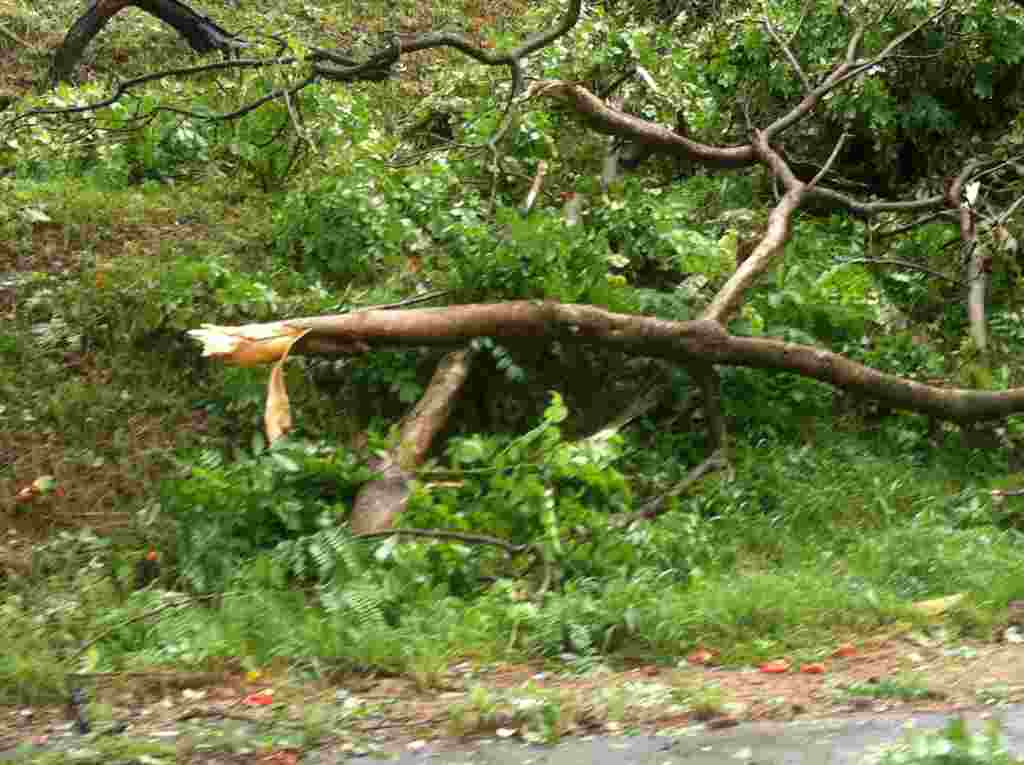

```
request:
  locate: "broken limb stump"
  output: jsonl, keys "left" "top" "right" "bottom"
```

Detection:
{"left": 349, "top": 347, "right": 476, "bottom": 534}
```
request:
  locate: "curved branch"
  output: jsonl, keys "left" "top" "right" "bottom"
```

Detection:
{"left": 624, "top": 450, "right": 729, "bottom": 523}
{"left": 765, "top": 3, "right": 950, "bottom": 141}
{"left": 35, "top": 0, "right": 583, "bottom": 149}
{"left": 804, "top": 186, "right": 946, "bottom": 219}
{"left": 311, "top": 0, "right": 580, "bottom": 92}
{"left": 763, "top": 14, "right": 810, "bottom": 92}
{"left": 50, "top": 0, "right": 243, "bottom": 84}
{"left": 527, "top": 81, "right": 757, "bottom": 169}
{"left": 8, "top": 58, "right": 295, "bottom": 131}
{"left": 702, "top": 132, "right": 806, "bottom": 324}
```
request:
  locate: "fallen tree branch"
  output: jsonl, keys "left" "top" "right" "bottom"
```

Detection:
{"left": 527, "top": 80, "right": 758, "bottom": 170}
{"left": 587, "top": 378, "right": 671, "bottom": 443}
{"left": 349, "top": 347, "right": 477, "bottom": 533}
{"left": 50, "top": 0, "right": 244, "bottom": 84}
{"left": 622, "top": 450, "right": 729, "bottom": 524}
{"left": 702, "top": 130, "right": 806, "bottom": 324}
{"left": 189, "top": 300, "right": 1024, "bottom": 424}
{"left": 350, "top": 156, "right": 545, "bottom": 533}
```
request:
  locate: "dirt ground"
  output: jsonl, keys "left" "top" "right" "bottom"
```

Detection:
{"left": 4, "top": 634, "right": 1024, "bottom": 761}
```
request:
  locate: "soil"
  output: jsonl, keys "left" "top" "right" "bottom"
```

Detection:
{"left": 3, "top": 635, "right": 1024, "bottom": 761}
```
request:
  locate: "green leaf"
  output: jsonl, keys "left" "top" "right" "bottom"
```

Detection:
{"left": 543, "top": 392, "right": 568, "bottom": 425}
{"left": 271, "top": 453, "right": 300, "bottom": 473}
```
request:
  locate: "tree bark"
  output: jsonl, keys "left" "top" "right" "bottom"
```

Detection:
{"left": 349, "top": 348, "right": 476, "bottom": 534}
{"left": 947, "top": 174, "right": 987, "bottom": 353}
{"left": 190, "top": 301, "right": 1024, "bottom": 425}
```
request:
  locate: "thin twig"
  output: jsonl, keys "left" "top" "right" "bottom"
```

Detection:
{"left": 625, "top": 451, "right": 729, "bottom": 523}
{"left": 992, "top": 488, "right": 1024, "bottom": 497}
{"left": 763, "top": 15, "right": 810, "bottom": 92}
{"left": 68, "top": 593, "right": 227, "bottom": 664}
{"left": 808, "top": 132, "right": 847, "bottom": 188}
{"left": 836, "top": 258, "right": 963, "bottom": 285}
{"left": 353, "top": 290, "right": 451, "bottom": 312}
{"left": 283, "top": 86, "right": 315, "bottom": 152}
{"left": 872, "top": 209, "right": 951, "bottom": 240}
{"left": 354, "top": 528, "right": 530, "bottom": 556}
{"left": 354, "top": 528, "right": 552, "bottom": 597}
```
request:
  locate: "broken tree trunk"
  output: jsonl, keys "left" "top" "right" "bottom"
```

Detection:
{"left": 350, "top": 347, "right": 477, "bottom": 534}
{"left": 50, "top": 0, "right": 240, "bottom": 84}
{"left": 350, "top": 160, "right": 551, "bottom": 532}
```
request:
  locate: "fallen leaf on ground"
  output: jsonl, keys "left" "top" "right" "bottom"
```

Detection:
{"left": 800, "top": 663, "right": 826, "bottom": 674}
{"left": 759, "top": 659, "right": 790, "bottom": 673}
{"left": 242, "top": 691, "right": 274, "bottom": 706}
{"left": 910, "top": 593, "right": 965, "bottom": 617}
{"left": 687, "top": 648, "right": 716, "bottom": 665}
{"left": 261, "top": 751, "right": 299, "bottom": 765}
{"left": 832, "top": 643, "right": 857, "bottom": 658}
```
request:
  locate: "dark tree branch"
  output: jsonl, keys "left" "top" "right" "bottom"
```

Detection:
{"left": 50, "top": 0, "right": 244, "bottom": 84}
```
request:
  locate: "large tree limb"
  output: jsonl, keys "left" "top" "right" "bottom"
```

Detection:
{"left": 702, "top": 131, "right": 806, "bottom": 324}
{"left": 189, "top": 301, "right": 1024, "bottom": 424}
{"left": 50, "top": 0, "right": 243, "bottom": 84}
{"left": 349, "top": 347, "right": 477, "bottom": 534}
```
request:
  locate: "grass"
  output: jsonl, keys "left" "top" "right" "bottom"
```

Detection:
{"left": 877, "top": 718, "right": 1023, "bottom": 765}
{"left": 843, "top": 674, "right": 944, "bottom": 703}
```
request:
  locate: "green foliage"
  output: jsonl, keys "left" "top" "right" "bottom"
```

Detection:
{"left": 844, "top": 674, "right": 941, "bottom": 702}
{"left": 406, "top": 394, "right": 637, "bottom": 578}
{"left": 93, "top": 102, "right": 216, "bottom": 186}
{"left": 70, "top": 255, "right": 284, "bottom": 348}
{"left": 345, "top": 350, "right": 427, "bottom": 405}
{"left": 7, "top": 0, "right": 1024, "bottom": 708}
{"left": 879, "top": 718, "right": 1022, "bottom": 765}
{"left": 272, "top": 168, "right": 415, "bottom": 285}
{"left": 163, "top": 441, "right": 374, "bottom": 592}
{"left": 846, "top": 525, "right": 1024, "bottom": 602}
{"left": 442, "top": 204, "right": 616, "bottom": 302}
